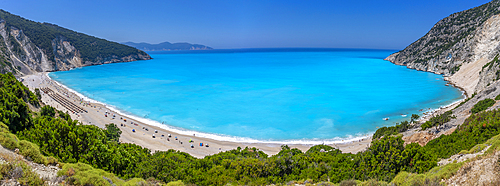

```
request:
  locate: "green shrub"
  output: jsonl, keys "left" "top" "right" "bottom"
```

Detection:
{"left": 0, "top": 161, "right": 45, "bottom": 185}
{"left": 0, "top": 130, "right": 19, "bottom": 150}
{"left": 40, "top": 105, "right": 56, "bottom": 118}
{"left": 59, "top": 162, "right": 147, "bottom": 186}
{"left": 167, "top": 180, "right": 185, "bottom": 186}
{"left": 421, "top": 111, "right": 454, "bottom": 130}
{"left": 471, "top": 99, "right": 495, "bottom": 114}
{"left": 495, "top": 94, "right": 500, "bottom": 100}
{"left": 18, "top": 140, "right": 47, "bottom": 165}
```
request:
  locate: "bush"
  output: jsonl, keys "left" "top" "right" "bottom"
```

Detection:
{"left": 167, "top": 180, "right": 185, "bottom": 186}
{"left": 0, "top": 161, "right": 44, "bottom": 185}
{"left": 421, "top": 111, "right": 454, "bottom": 130}
{"left": 40, "top": 105, "right": 56, "bottom": 118}
{"left": 495, "top": 94, "right": 500, "bottom": 100}
{"left": 59, "top": 162, "right": 147, "bottom": 186}
{"left": 18, "top": 140, "right": 47, "bottom": 165}
{"left": 0, "top": 130, "right": 19, "bottom": 150}
{"left": 471, "top": 98, "right": 495, "bottom": 114}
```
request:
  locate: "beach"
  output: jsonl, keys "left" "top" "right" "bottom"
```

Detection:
{"left": 21, "top": 73, "right": 372, "bottom": 158}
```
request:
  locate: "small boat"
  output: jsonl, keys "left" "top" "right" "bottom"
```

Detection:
{"left": 401, "top": 114, "right": 407, "bottom": 117}
{"left": 383, "top": 117, "right": 389, "bottom": 121}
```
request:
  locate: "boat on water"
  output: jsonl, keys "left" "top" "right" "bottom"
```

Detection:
{"left": 383, "top": 117, "right": 389, "bottom": 121}
{"left": 401, "top": 114, "right": 407, "bottom": 117}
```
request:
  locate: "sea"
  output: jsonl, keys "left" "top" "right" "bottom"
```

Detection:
{"left": 49, "top": 48, "right": 464, "bottom": 144}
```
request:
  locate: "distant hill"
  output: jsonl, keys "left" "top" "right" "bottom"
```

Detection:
{"left": 0, "top": 9, "right": 151, "bottom": 75}
{"left": 123, "top": 41, "right": 213, "bottom": 51}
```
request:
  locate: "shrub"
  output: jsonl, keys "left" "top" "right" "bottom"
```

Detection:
{"left": 40, "top": 105, "right": 56, "bottom": 118}
{"left": 421, "top": 111, "right": 454, "bottom": 130}
{"left": 0, "top": 161, "right": 44, "bottom": 185}
{"left": 167, "top": 180, "right": 185, "bottom": 186}
{"left": 495, "top": 94, "right": 500, "bottom": 100}
{"left": 18, "top": 140, "right": 47, "bottom": 165}
{"left": 0, "top": 130, "right": 19, "bottom": 150}
{"left": 471, "top": 98, "right": 495, "bottom": 114}
{"left": 59, "top": 162, "right": 147, "bottom": 186}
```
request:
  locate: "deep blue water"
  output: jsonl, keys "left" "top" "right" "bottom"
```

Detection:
{"left": 49, "top": 48, "right": 463, "bottom": 143}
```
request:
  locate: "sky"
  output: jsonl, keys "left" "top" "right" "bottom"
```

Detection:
{"left": 0, "top": 0, "right": 492, "bottom": 49}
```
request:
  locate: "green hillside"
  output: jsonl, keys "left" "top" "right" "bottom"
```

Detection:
{"left": 0, "top": 9, "right": 149, "bottom": 63}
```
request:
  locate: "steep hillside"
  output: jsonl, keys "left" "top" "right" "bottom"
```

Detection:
{"left": 123, "top": 41, "right": 213, "bottom": 51}
{"left": 0, "top": 10, "right": 151, "bottom": 75}
{"left": 385, "top": 0, "right": 500, "bottom": 95}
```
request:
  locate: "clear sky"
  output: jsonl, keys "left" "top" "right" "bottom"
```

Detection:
{"left": 0, "top": 0, "right": 492, "bottom": 49}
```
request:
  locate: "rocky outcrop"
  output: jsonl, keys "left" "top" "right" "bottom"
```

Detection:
{"left": 0, "top": 17, "right": 151, "bottom": 75}
{"left": 385, "top": 0, "right": 500, "bottom": 96}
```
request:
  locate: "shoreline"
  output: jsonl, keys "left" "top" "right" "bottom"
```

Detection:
{"left": 47, "top": 73, "right": 373, "bottom": 145}
{"left": 21, "top": 66, "right": 466, "bottom": 158}
{"left": 22, "top": 72, "right": 373, "bottom": 158}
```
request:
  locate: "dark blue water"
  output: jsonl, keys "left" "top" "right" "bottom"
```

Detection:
{"left": 49, "top": 49, "right": 463, "bottom": 143}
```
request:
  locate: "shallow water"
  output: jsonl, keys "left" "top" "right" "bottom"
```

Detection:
{"left": 49, "top": 48, "right": 463, "bottom": 142}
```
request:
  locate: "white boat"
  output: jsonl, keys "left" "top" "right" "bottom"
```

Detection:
{"left": 401, "top": 114, "right": 407, "bottom": 117}
{"left": 383, "top": 117, "right": 389, "bottom": 121}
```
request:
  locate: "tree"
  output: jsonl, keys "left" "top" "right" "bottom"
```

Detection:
{"left": 410, "top": 114, "right": 420, "bottom": 124}
{"left": 105, "top": 123, "right": 122, "bottom": 142}
{"left": 40, "top": 105, "right": 55, "bottom": 118}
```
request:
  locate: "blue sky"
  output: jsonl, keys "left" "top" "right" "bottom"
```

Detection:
{"left": 0, "top": 0, "right": 492, "bottom": 49}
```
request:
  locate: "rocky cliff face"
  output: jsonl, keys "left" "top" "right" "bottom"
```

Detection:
{"left": 0, "top": 19, "right": 151, "bottom": 76}
{"left": 385, "top": 0, "right": 500, "bottom": 96}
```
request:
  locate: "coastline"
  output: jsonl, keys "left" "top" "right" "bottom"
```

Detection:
{"left": 22, "top": 72, "right": 372, "bottom": 158}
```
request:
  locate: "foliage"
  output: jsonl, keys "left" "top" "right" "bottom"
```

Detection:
{"left": 166, "top": 180, "right": 185, "bottom": 186}
{"left": 471, "top": 98, "right": 495, "bottom": 114}
{"left": 424, "top": 109, "right": 500, "bottom": 159}
{"left": 3, "top": 73, "right": 500, "bottom": 185}
{"left": 58, "top": 162, "right": 150, "bottom": 186}
{"left": 495, "top": 94, "right": 500, "bottom": 101}
{"left": 0, "top": 161, "right": 45, "bottom": 185}
{"left": 105, "top": 123, "right": 122, "bottom": 142}
{"left": 40, "top": 105, "right": 55, "bottom": 118}
{"left": 0, "top": 73, "right": 38, "bottom": 133}
{"left": 373, "top": 120, "right": 410, "bottom": 139}
{"left": 455, "top": 93, "right": 476, "bottom": 109}
{"left": 0, "top": 10, "right": 148, "bottom": 63}
{"left": 421, "top": 111, "right": 454, "bottom": 130}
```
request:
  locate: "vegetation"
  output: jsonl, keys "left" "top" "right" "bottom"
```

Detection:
{"left": 424, "top": 109, "right": 500, "bottom": 159}
{"left": 421, "top": 111, "right": 455, "bottom": 130}
{"left": 373, "top": 120, "right": 410, "bottom": 139}
{"left": 2, "top": 72, "right": 500, "bottom": 185}
{"left": 58, "top": 163, "right": 150, "bottom": 186}
{"left": 495, "top": 94, "right": 500, "bottom": 100}
{"left": 471, "top": 98, "right": 495, "bottom": 114}
{"left": 455, "top": 93, "right": 476, "bottom": 109}
{"left": 0, "top": 9, "right": 148, "bottom": 63}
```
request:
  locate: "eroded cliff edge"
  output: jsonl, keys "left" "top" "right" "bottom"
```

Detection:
{"left": 0, "top": 10, "right": 151, "bottom": 75}
{"left": 384, "top": 0, "right": 500, "bottom": 96}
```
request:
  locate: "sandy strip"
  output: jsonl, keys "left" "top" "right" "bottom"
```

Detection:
{"left": 21, "top": 73, "right": 371, "bottom": 158}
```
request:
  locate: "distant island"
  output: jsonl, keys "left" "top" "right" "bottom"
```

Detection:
{"left": 123, "top": 41, "right": 213, "bottom": 51}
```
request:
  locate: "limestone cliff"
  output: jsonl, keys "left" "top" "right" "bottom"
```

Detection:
{"left": 0, "top": 10, "right": 151, "bottom": 75}
{"left": 385, "top": 0, "right": 500, "bottom": 96}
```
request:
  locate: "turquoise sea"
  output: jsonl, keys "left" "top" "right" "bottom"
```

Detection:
{"left": 49, "top": 48, "right": 463, "bottom": 143}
